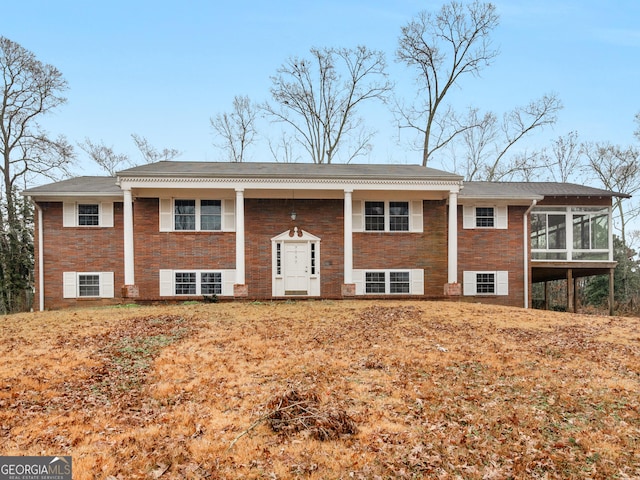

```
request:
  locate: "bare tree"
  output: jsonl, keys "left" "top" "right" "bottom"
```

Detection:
{"left": 79, "top": 138, "right": 130, "bottom": 176}
{"left": 635, "top": 111, "right": 640, "bottom": 142}
{"left": 453, "top": 107, "right": 497, "bottom": 179}
{"left": 583, "top": 142, "right": 640, "bottom": 247}
{"left": 542, "top": 131, "right": 583, "bottom": 183}
{"left": 1, "top": 37, "right": 74, "bottom": 223}
{"left": 0, "top": 36, "right": 74, "bottom": 312}
{"left": 268, "top": 131, "right": 300, "bottom": 163}
{"left": 131, "top": 134, "right": 181, "bottom": 164}
{"left": 454, "top": 95, "right": 562, "bottom": 180}
{"left": 211, "top": 95, "right": 257, "bottom": 162}
{"left": 396, "top": 1, "right": 499, "bottom": 166}
{"left": 263, "top": 45, "right": 391, "bottom": 164}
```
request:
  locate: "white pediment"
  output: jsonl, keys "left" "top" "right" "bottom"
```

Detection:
{"left": 271, "top": 228, "right": 321, "bottom": 242}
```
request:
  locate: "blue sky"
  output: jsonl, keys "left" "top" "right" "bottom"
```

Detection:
{"left": 2, "top": 0, "right": 639, "bottom": 177}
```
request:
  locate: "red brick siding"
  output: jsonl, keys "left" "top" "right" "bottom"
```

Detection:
{"left": 37, "top": 197, "right": 540, "bottom": 308}
{"left": 37, "top": 201, "right": 124, "bottom": 310}
{"left": 244, "top": 199, "right": 344, "bottom": 298}
{"left": 353, "top": 200, "right": 448, "bottom": 296}
{"left": 457, "top": 205, "right": 527, "bottom": 307}
{"left": 132, "top": 198, "right": 236, "bottom": 298}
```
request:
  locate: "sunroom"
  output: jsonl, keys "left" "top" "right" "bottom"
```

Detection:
{"left": 530, "top": 204, "right": 617, "bottom": 314}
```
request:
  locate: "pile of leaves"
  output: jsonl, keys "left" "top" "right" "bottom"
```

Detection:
{"left": 265, "top": 386, "right": 357, "bottom": 440}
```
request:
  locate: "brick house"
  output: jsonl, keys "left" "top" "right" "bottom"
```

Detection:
{"left": 22, "top": 161, "right": 624, "bottom": 312}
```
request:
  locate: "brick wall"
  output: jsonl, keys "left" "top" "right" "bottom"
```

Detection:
{"left": 457, "top": 205, "right": 528, "bottom": 307}
{"left": 244, "top": 198, "right": 344, "bottom": 298}
{"left": 37, "top": 197, "right": 534, "bottom": 308}
{"left": 133, "top": 198, "right": 236, "bottom": 298}
{"left": 353, "top": 199, "right": 448, "bottom": 296}
{"left": 37, "top": 201, "right": 125, "bottom": 310}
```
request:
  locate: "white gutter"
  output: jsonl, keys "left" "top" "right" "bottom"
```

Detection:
{"left": 523, "top": 199, "right": 537, "bottom": 309}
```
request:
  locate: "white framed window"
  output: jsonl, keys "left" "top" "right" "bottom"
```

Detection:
{"left": 160, "top": 198, "right": 234, "bottom": 232}
{"left": 357, "top": 200, "right": 422, "bottom": 232}
{"left": 354, "top": 269, "right": 424, "bottom": 295}
{"left": 365, "top": 201, "right": 409, "bottom": 231}
{"left": 463, "top": 271, "right": 508, "bottom": 296}
{"left": 475, "top": 207, "right": 495, "bottom": 227}
{"left": 172, "top": 271, "right": 222, "bottom": 295}
{"left": 159, "top": 269, "right": 235, "bottom": 296}
{"left": 63, "top": 202, "right": 114, "bottom": 228}
{"left": 63, "top": 272, "right": 114, "bottom": 298}
{"left": 174, "top": 199, "right": 222, "bottom": 231}
{"left": 463, "top": 206, "right": 507, "bottom": 229}
{"left": 364, "top": 270, "right": 410, "bottom": 294}
{"left": 531, "top": 207, "right": 611, "bottom": 261}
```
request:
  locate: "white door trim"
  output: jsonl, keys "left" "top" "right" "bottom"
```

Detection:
{"left": 271, "top": 228, "right": 321, "bottom": 297}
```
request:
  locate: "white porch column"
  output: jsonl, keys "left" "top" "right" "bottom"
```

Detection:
{"left": 344, "top": 189, "right": 353, "bottom": 284}
{"left": 123, "top": 188, "right": 135, "bottom": 286}
{"left": 448, "top": 191, "right": 458, "bottom": 284}
{"left": 235, "top": 188, "right": 246, "bottom": 286}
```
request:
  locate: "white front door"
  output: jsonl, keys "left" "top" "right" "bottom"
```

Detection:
{"left": 284, "top": 243, "right": 309, "bottom": 295}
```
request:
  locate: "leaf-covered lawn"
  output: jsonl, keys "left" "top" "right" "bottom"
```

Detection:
{"left": 1, "top": 301, "right": 639, "bottom": 479}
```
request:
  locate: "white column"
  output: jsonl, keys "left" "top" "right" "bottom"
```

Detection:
{"left": 344, "top": 189, "right": 353, "bottom": 284}
{"left": 36, "top": 203, "right": 44, "bottom": 311}
{"left": 235, "top": 188, "right": 245, "bottom": 285}
{"left": 123, "top": 188, "right": 135, "bottom": 285}
{"left": 448, "top": 191, "right": 458, "bottom": 284}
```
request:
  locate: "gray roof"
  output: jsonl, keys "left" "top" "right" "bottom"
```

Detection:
{"left": 22, "top": 176, "right": 121, "bottom": 197}
{"left": 116, "top": 161, "right": 464, "bottom": 181}
{"left": 21, "top": 165, "right": 628, "bottom": 201}
{"left": 461, "top": 181, "right": 629, "bottom": 199}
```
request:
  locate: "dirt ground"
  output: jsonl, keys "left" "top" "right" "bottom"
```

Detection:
{"left": 1, "top": 300, "right": 639, "bottom": 479}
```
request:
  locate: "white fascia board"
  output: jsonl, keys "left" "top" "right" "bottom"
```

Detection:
{"left": 118, "top": 176, "right": 463, "bottom": 193}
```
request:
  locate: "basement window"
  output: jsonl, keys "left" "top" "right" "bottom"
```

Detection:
{"left": 365, "top": 270, "right": 410, "bottom": 294}
{"left": 463, "top": 271, "right": 509, "bottom": 296}
{"left": 174, "top": 271, "right": 222, "bottom": 295}
{"left": 63, "top": 272, "right": 115, "bottom": 298}
{"left": 78, "top": 274, "right": 100, "bottom": 297}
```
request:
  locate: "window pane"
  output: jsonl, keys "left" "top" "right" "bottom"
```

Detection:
{"left": 175, "top": 200, "right": 196, "bottom": 230}
{"left": 201, "top": 272, "right": 222, "bottom": 295}
{"left": 310, "top": 243, "right": 316, "bottom": 275}
{"left": 475, "top": 207, "right": 495, "bottom": 228}
{"left": 201, "top": 200, "right": 222, "bottom": 231}
{"left": 78, "top": 204, "right": 99, "bottom": 226}
{"left": 531, "top": 213, "right": 547, "bottom": 249}
{"left": 78, "top": 274, "right": 100, "bottom": 297}
{"left": 476, "top": 273, "right": 495, "bottom": 294}
{"left": 390, "top": 271, "right": 410, "bottom": 293}
{"left": 547, "top": 214, "right": 566, "bottom": 249}
{"left": 592, "top": 214, "right": 609, "bottom": 249}
{"left": 276, "top": 243, "right": 282, "bottom": 275}
{"left": 573, "top": 214, "right": 590, "bottom": 249}
{"left": 175, "top": 272, "right": 196, "bottom": 294}
{"left": 389, "top": 202, "right": 409, "bottom": 231}
{"left": 365, "top": 272, "right": 386, "bottom": 293}
{"left": 365, "top": 202, "right": 385, "bottom": 231}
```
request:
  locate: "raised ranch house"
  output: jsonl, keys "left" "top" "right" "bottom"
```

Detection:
{"left": 22, "top": 162, "right": 625, "bottom": 313}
